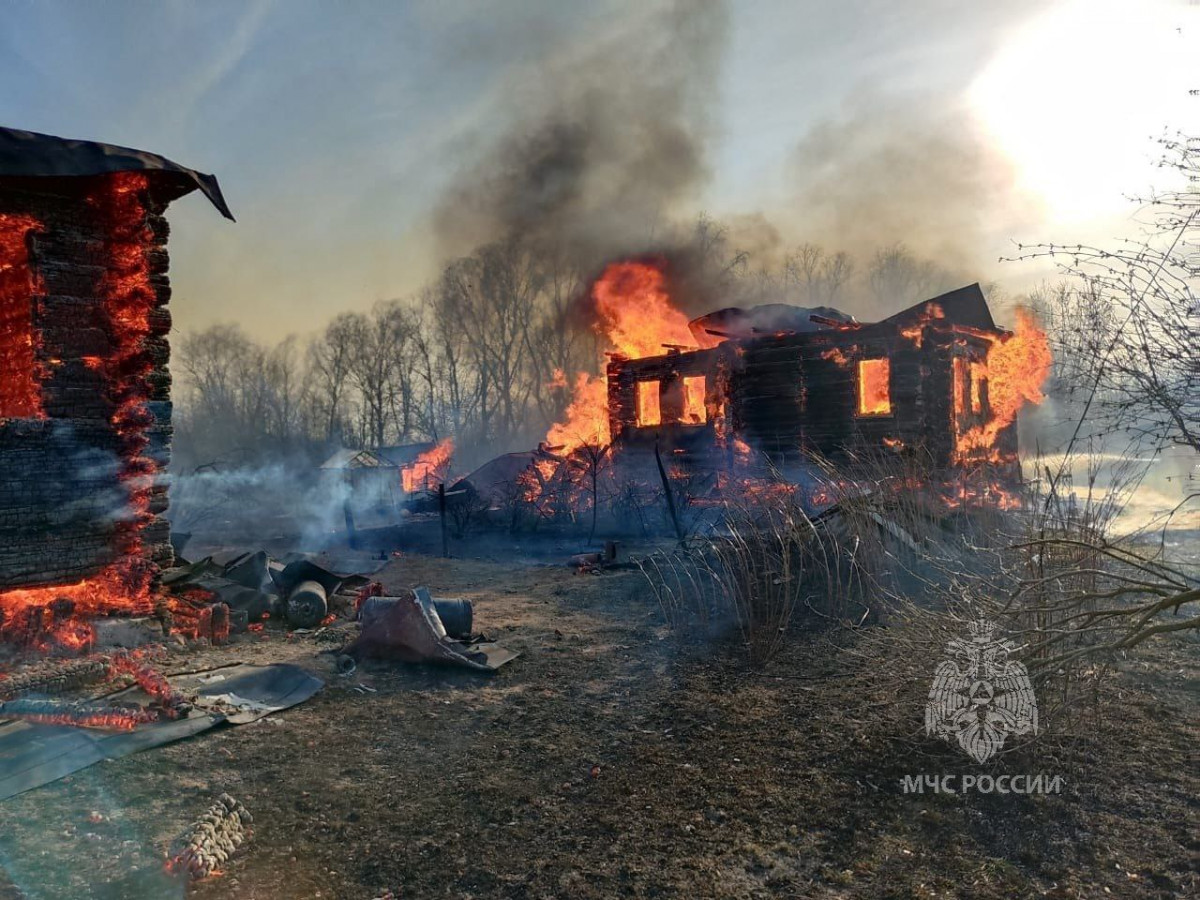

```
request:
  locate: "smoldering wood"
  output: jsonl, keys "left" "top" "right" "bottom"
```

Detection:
{"left": 0, "top": 176, "right": 181, "bottom": 590}
{"left": 168, "top": 794, "right": 252, "bottom": 881}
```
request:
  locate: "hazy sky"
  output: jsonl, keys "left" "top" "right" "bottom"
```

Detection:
{"left": 2, "top": 0, "right": 1197, "bottom": 336}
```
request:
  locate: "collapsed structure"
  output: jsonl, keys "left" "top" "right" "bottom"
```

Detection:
{"left": 0, "top": 127, "right": 231, "bottom": 643}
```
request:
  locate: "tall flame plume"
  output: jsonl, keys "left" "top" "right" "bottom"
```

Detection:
{"left": 956, "top": 307, "right": 1052, "bottom": 462}
{"left": 547, "top": 259, "right": 695, "bottom": 452}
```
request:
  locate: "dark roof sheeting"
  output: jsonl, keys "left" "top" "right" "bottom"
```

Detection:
{"left": 0, "top": 127, "right": 234, "bottom": 220}
{"left": 689, "top": 303, "right": 856, "bottom": 344}
{"left": 881, "top": 283, "right": 996, "bottom": 331}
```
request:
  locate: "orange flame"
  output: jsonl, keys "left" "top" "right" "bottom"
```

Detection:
{"left": 856, "top": 359, "right": 891, "bottom": 416}
{"left": 547, "top": 372, "right": 609, "bottom": 449}
{"left": 545, "top": 259, "right": 696, "bottom": 453}
{"left": 955, "top": 308, "right": 1051, "bottom": 462}
{"left": 636, "top": 381, "right": 661, "bottom": 426}
{"left": 593, "top": 260, "right": 694, "bottom": 358}
{"left": 0, "top": 213, "right": 45, "bottom": 419}
{"left": 899, "top": 302, "right": 945, "bottom": 348}
{"left": 682, "top": 375, "right": 706, "bottom": 424}
{"left": 403, "top": 438, "right": 454, "bottom": 492}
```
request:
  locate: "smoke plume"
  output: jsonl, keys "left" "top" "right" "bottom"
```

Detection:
{"left": 432, "top": 0, "right": 729, "bottom": 269}
{"left": 787, "top": 93, "right": 1036, "bottom": 284}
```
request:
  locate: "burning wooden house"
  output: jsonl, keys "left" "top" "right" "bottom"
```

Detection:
{"left": 603, "top": 281, "right": 1048, "bottom": 472}
{"left": 0, "top": 127, "right": 232, "bottom": 646}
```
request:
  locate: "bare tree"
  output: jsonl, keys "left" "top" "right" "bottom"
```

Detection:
{"left": 309, "top": 313, "right": 359, "bottom": 443}
{"left": 867, "top": 243, "right": 955, "bottom": 309}
{"left": 782, "top": 243, "right": 855, "bottom": 306}
{"left": 345, "top": 302, "right": 416, "bottom": 449}
{"left": 1019, "top": 135, "right": 1200, "bottom": 456}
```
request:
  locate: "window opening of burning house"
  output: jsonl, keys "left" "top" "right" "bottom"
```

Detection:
{"left": 855, "top": 357, "right": 891, "bottom": 416}
{"left": 954, "top": 356, "right": 990, "bottom": 426}
{"left": 0, "top": 214, "right": 42, "bottom": 419}
{"left": 682, "top": 375, "right": 706, "bottom": 423}
{"left": 636, "top": 379, "right": 661, "bottom": 426}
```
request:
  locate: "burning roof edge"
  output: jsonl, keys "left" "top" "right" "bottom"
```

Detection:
{"left": 0, "top": 126, "right": 234, "bottom": 221}
{"left": 376, "top": 443, "right": 437, "bottom": 467}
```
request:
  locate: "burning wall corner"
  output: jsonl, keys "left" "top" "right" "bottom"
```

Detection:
{"left": 0, "top": 127, "right": 231, "bottom": 648}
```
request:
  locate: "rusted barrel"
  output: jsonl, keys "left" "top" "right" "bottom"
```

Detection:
{"left": 286, "top": 580, "right": 327, "bottom": 628}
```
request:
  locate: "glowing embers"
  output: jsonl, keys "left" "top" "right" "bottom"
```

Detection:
{"left": 0, "top": 213, "right": 43, "bottom": 418}
{"left": 89, "top": 171, "right": 157, "bottom": 562}
{"left": 856, "top": 358, "right": 891, "bottom": 416}
{"left": 0, "top": 560, "right": 156, "bottom": 651}
{"left": 0, "top": 172, "right": 159, "bottom": 647}
{"left": 637, "top": 380, "right": 661, "bottom": 426}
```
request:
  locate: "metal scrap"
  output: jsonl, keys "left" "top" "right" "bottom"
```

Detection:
{"left": 341, "top": 587, "right": 517, "bottom": 672}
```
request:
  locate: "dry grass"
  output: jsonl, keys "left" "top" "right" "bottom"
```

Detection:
{"left": 639, "top": 442, "right": 1199, "bottom": 739}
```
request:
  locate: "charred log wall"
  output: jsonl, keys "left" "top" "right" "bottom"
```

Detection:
{"left": 607, "top": 349, "right": 718, "bottom": 440}
{"left": 0, "top": 175, "right": 173, "bottom": 589}
{"left": 607, "top": 323, "right": 1014, "bottom": 473}
{"left": 729, "top": 329, "right": 930, "bottom": 463}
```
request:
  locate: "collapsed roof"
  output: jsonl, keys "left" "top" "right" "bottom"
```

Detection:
{"left": 686, "top": 283, "right": 997, "bottom": 349}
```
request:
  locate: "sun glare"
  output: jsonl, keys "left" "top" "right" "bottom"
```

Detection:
{"left": 969, "top": 0, "right": 1200, "bottom": 225}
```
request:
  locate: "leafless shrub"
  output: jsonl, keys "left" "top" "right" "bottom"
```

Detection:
{"left": 836, "top": 444, "right": 1200, "bottom": 735}
{"left": 707, "top": 493, "right": 831, "bottom": 666}
{"left": 447, "top": 489, "right": 491, "bottom": 539}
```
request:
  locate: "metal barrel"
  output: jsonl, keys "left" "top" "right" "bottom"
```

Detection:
{"left": 432, "top": 598, "right": 473, "bottom": 639}
{"left": 286, "top": 580, "right": 328, "bottom": 628}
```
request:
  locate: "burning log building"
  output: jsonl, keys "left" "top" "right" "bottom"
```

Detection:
{"left": 0, "top": 127, "right": 231, "bottom": 647}
{"left": 518, "top": 259, "right": 1053, "bottom": 522}
{"left": 605, "top": 281, "right": 1043, "bottom": 472}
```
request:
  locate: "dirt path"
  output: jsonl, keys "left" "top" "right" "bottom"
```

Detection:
{"left": 0, "top": 553, "right": 1195, "bottom": 899}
